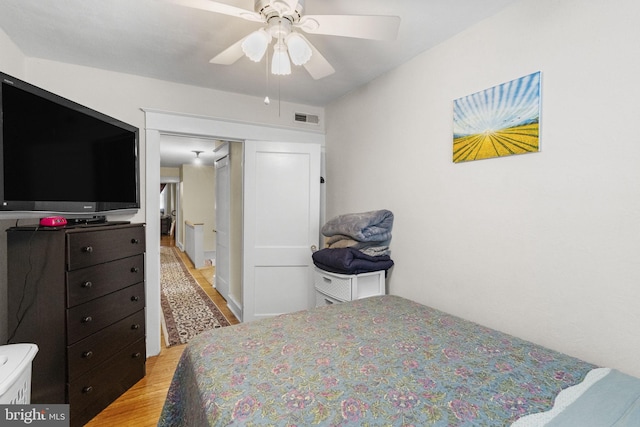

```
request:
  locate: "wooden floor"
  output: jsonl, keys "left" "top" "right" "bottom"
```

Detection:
{"left": 85, "top": 235, "right": 238, "bottom": 427}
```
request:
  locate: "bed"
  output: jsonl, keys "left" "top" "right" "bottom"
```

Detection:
{"left": 158, "top": 295, "right": 640, "bottom": 426}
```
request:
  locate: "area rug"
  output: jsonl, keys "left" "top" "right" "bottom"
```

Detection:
{"left": 160, "top": 246, "right": 230, "bottom": 347}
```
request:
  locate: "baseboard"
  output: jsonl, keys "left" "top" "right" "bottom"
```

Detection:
{"left": 227, "top": 295, "right": 242, "bottom": 322}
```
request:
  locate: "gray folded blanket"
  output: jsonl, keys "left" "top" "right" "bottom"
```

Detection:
{"left": 321, "top": 210, "right": 394, "bottom": 243}
{"left": 325, "top": 235, "right": 391, "bottom": 256}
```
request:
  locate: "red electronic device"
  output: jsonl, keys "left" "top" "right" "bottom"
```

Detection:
{"left": 39, "top": 216, "right": 67, "bottom": 227}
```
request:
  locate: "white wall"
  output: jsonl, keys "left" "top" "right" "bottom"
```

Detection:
{"left": 0, "top": 26, "right": 24, "bottom": 78}
{"left": 21, "top": 57, "right": 324, "bottom": 221}
{"left": 181, "top": 164, "right": 216, "bottom": 253}
{"left": 325, "top": 0, "right": 640, "bottom": 378}
{"left": 0, "top": 52, "right": 324, "bottom": 350}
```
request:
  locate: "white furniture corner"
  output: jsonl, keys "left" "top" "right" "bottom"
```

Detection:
{"left": 314, "top": 267, "right": 386, "bottom": 307}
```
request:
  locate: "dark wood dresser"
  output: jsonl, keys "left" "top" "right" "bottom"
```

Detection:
{"left": 6, "top": 222, "right": 146, "bottom": 426}
{"left": 160, "top": 215, "right": 172, "bottom": 235}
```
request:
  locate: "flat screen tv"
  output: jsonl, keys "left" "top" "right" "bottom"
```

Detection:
{"left": 0, "top": 72, "right": 140, "bottom": 215}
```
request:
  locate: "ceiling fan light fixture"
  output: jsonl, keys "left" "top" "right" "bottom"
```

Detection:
{"left": 286, "top": 32, "right": 312, "bottom": 66}
{"left": 241, "top": 29, "right": 271, "bottom": 62}
{"left": 172, "top": 0, "right": 398, "bottom": 81}
{"left": 271, "top": 42, "right": 291, "bottom": 75}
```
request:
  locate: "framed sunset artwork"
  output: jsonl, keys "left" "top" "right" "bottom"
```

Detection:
{"left": 453, "top": 71, "right": 541, "bottom": 163}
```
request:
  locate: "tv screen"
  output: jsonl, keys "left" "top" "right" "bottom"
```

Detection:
{"left": 0, "top": 72, "right": 139, "bottom": 214}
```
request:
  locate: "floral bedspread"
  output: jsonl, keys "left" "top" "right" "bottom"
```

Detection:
{"left": 158, "top": 295, "right": 595, "bottom": 426}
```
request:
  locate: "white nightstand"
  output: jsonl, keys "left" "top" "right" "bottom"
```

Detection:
{"left": 314, "top": 267, "right": 386, "bottom": 307}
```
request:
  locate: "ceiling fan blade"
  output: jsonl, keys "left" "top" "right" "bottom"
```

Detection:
{"left": 297, "top": 15, "right": 401, "bottom": 40}
{"left": 161, "top": 0, "right": 263, "bottom": 23}
{"left": 209, "top": 36, "right": 247, "bottom": 65}
{"left": 299, "top": 35, "right": 335, "bottom": 80}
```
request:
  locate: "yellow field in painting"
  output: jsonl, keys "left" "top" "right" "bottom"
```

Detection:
{"left": 453, "top": 123, "right": 539, "bottom": 163}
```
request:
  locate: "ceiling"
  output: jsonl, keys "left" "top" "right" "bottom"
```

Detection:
{"left": 0, "top": 0, "right": 519, "bottom": 167}
{"left": 0, "top": 0, "right": 519, "bottom": 107}
{"left": 160, "top": 135, "right": 221, "bottom": 168}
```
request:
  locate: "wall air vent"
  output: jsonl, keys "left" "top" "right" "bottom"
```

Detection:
{"left": 294, "top": 113, "right": 320, "bottom": 125}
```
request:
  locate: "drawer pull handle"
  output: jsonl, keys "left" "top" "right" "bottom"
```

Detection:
{"left": 132, "top": 352, "right": 142, "bottom": 359}
{"left": 82, "top": 351, "right": 93, "bottom": 359}
{"left": 81, "top": 281, "right": 93, "bottom": 289}
{"left": 82, "top": 246, "right": 93, "bottom": 253}
{"left": 131, "top": 324, "right": 140, "bottom": 330}
{"left": 81, "top": 316, "right": 93, "bottom": 323}
{"left": 323, "top": 277, "right": 332, "bottom": 284}
{"left": 131, "top": 238, "right": 140, "bottom": 244}
{"left": 82, "top": 386, "right": 93, "bottom": 394}
{"left": 131, "top": 267, "right": 140, "bottom": 273}
{"left": 131, "top": 296, "right": 140, "bottom": 302}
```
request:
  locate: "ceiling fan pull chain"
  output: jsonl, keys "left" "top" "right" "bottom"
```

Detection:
{"left": 264, "top": 45, "right": 271, "bottom": 105}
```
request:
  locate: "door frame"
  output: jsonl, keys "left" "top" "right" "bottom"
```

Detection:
{"left": 143, "top": 109, "right": 324, "bottom": 357}
{"left": 213, "top": 145, "right": 230, "bottom": 302}
{"left": 160, "top": 177, "right": 180, "bottom": 247}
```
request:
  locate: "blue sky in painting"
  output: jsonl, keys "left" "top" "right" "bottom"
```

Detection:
{"left": 453, "top": 71, "right": 541, "bottom": 138}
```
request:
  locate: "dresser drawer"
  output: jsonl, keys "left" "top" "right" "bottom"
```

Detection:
{"left": 67, "top": 254, "right": 145, "bottom": 307}
{"left": 67, "top": 310, "right": 145, "bottom": 380}
{"left": 68, "top": 338, "right": 146, "bottom": 426}
{"left": 314, "top": 269, "right": 352, "bottom": 301}
{"left": 316, "top": 290, "right": 344, "bottom": 307}
{"left": 67, "top": 282, "right": 145, "bottom": 344}
{"left": 66, "top": 225, "right": 145, "bottom": 270}
{"left": 314, "top": 268, "right": 386, "bottom": 302}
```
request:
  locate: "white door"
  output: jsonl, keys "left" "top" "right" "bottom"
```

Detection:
{"left": 243, "top": 140, "right": 321, "bottom": 322}
{"left": 214, "top": 153, "right": 230, "bottom": 301}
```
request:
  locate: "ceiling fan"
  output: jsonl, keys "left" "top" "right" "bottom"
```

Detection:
{"left": 164, "top": 0, "right": 401, "bottom": 79}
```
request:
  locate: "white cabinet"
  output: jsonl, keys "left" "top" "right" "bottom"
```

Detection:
{"left": 314, "top": 267, "right": 386, "bottom": 307}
